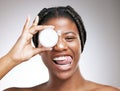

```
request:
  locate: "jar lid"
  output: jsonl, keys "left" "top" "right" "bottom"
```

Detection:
{"left": 39, "top": 28, "right": 58, "bottom": 47}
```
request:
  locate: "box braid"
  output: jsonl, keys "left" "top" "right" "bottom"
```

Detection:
{"left": 32, "top": 5, "right": 87, "bottom": 52}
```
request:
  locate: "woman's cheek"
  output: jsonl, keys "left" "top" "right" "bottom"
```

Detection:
{"left": 68, "top": 40, "right": 81, "bottom": 50}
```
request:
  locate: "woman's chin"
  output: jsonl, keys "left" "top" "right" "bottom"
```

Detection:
{"left": 50, "top": 67, "right": 79, "bottom": 81}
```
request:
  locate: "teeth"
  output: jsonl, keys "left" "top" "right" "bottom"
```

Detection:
{"left": 53, "top": 56, "right": 67, "bottom": 61}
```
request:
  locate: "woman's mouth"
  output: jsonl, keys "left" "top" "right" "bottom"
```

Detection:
{"left": 53, "top": 56, "right": 73, "bottom": 71}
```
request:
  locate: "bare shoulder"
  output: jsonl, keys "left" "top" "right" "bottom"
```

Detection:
{"left": 4, "top": 87, "right": 19, "bottom": 91}
{"left": 4, "top": 87, "right": 33, "bottom": 91}
{"left": 86, "top": 80, "right": 120, "bottom": 91}
{"left": 97, "top": 85, "right": 120, "bottom": 91}
{"left": 4, "top": 82, "right": 48, "bottom": 91}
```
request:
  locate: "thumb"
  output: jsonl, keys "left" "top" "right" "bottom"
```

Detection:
{"left": 33, "top": 47, "right": 52, "bottom": 55}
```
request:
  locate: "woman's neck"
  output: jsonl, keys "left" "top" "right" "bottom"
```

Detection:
{"left": 47, "top": 67, "right": 86, "bottom": 91}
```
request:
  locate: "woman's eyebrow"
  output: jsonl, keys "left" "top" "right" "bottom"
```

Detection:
{"left": 64, "top": 31, "right": 77, "bottom": 35}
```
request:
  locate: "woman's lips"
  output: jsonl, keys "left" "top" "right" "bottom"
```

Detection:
{"left": 52, "top": 56, "right": 73, "bottom": 71}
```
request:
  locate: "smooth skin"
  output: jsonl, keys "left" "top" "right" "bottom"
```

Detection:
{"left": 0, "top": 16, "right": 53, "bottom": 79}
{"left": 0, "top": 16, "right": 119, "bottom": 91}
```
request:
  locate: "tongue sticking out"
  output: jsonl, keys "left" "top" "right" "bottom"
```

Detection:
{"left": 54, "top": 56, "right": 72, "bottom": 65}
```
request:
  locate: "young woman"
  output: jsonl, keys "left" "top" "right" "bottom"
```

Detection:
{"left": 0, "top": 6, "right": 119, "bottom": 91}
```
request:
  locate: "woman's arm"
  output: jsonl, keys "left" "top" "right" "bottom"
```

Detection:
{"left": 0, "top": 16, "right": 53, "bottom": 79}
{"left": 0, "top": 54, "right": 18, "bottom": 79}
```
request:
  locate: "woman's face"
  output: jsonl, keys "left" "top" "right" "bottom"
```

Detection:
{"left": 39, "top": 17, "right": 81, "bottom": 79}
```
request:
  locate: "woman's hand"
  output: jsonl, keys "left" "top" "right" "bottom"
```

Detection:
{"left": 7, "top": 16, "right": 53, "bottom": 64}
{"left": 0, "top": 16, "right": 54, "bottom": 79}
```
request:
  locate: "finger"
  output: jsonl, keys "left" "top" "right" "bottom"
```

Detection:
{"left": 33, "top": 16, "right": 39, "bottom": 26}
{"left": 23, "top": 15, "right": 30, "bottom": 30}
{"left": 29, "top": 25, "right": 55, "bottom": 35}
{"left": 33, "top": 47, "right": 52, "bottom": 55}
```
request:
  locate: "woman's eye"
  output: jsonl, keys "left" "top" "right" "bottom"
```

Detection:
{"left": 65, "top": 37, "right": 75, "bottom": 42}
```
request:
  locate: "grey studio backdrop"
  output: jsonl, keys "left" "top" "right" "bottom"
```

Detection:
{"left": 0, "top": 0, "right": 120, "bottom": 90}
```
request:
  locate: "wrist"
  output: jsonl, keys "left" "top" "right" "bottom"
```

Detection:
{"left": 5, "top": 53, "right": 21, "bottom": 66}
{"left": 0, "top": 54, "right": 20, "bottom": 79}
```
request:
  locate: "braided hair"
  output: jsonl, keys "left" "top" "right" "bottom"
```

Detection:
{"left": 32, "top": 5, "right": 87, "bottom": 52}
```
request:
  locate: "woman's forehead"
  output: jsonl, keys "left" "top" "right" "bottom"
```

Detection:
{"left": 44, "top": 17, "right": 79, "bottom": 34}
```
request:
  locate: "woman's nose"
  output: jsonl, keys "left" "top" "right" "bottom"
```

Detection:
{"left": 53, "top": 38, "right": 67, "bottom": 51}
